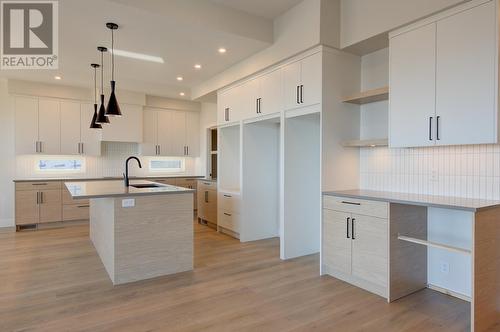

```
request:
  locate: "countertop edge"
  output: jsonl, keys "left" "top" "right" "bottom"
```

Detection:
{"left": 69, "top": 190, "right": 195, "bottom": 200}
{"left": 13, "top": 175, "right": 205, "bottom": 182}
{"left": 323, "top": 190, "right": 500, "bottom": 212}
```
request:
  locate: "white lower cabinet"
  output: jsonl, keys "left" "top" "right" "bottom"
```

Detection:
{"left": 217, "top": 191, "right": 240, "bottom": 237}
{"left": 322, "top": 196, "right": 388, "bottom": 298}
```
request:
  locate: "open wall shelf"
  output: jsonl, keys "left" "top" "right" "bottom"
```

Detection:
{"left": 341, "top": 138, "right": 388, "bottom": 148}
{"left": 342, "top": 86, "right": 389, "bottom": 105}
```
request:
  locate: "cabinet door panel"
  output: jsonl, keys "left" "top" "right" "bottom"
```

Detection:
{"left": 142, "top": 109, "right": 158, "bottom": 156}
{"left": 240, "top": 79, "right": 259, "bottom": 120}
{"left": 60, "top": 101, "right": 81, "bottom": 155}
{"left": 259, "top": 69, "right": 282, "bottom": 115}
{"left": 157, "top": 110, "right": 173, "bottom": 156}
{"left": 169, "top": 111, "right": 186, "bottom": 157}
{"left": 300, "top": 52, "right": 322, "bottom": 107}
{"left": 389, "top": 23, "right": 436, "bottom": 148}
{"left": 15, "top": 190, "right": 39, "bottom": 225}
{"left": 351, "top": 214, "right": 388, "bottom": 288}
{"left": 436, "top": 1, "right": 497, "bottom": 145}
{"left": 323, "top": 209, "right": 351, "bottom": 275}
{"left": 39, "top": 189, "right": 62, "bottom": 223}
{"left": 38, "top": 98, "right": 61, "bottom": 154}
{"left": 80, "top": 103, "right": 102, "bottom": 156}
{"left": 15, "top": 96, "right": 39, "bottom": 155}
{"left": 185, "top": 111, "right": 199, "bottom": 157}
{"left": 282, "top": 60, "right": 301, "bottom": 110}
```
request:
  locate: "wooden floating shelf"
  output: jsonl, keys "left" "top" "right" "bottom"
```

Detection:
{"left": 398, "top": 235, "right": 471, "bottom": 255}
{"left": 341, "top": 138, "right": 388, "bottom": 148}
{"left": 342, "top": 86, "right": 389, "bottom": 105}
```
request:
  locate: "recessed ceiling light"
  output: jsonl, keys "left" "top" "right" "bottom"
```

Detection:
{"left": 176, "top": 76, "right": 183, "bottom": 81}
{"left": 54, "top": 75, "right": 62, "bottom": 80}
{"left": 218, "top": 48, "right": 227, "bottom": 54}
{"left": 180, "top": 92, "right": 185, "bottom": 96}
{"left": 194, "top": 64, "right": 202, "bottom": 69}
{"left": 112, "top": 49, "right": 164, "bottom": 63}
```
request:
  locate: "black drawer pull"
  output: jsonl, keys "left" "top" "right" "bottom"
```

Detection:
{"left": 32, "top": 183, "right": 48, "bottom": 186}
{"left": 77, "top": 205, "right": 90, "bottom": 208}
{"left": 223, "top": 194, "right": 232, "bottom": 198}
{"left": 341, "top": 201, "right": 361, "bottom": 206}
{"left": 224, "top": 213, "right": 231, "bottom": 216}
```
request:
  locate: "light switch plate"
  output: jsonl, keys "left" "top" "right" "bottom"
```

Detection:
{"left": 122, "top": 198, "right": 135, "bottom": 208}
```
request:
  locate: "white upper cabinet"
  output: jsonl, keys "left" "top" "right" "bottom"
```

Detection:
{"left": 283, "top": 52, "right": 322, "bottom": 110}
{"left": 259, "top": 69, "right": 283, "bottom": 115}
{"left": 15, "top": 96, "right": 38, "bottom": 155}
{"left": 60, "top": 101, "right": 81, "bottom": 155}
{"left": 435, "top": 0, "right": 497, "bottom": 146}
{"left": 390, "top": 0, "right": 498, "bottom": 148}
{"left": 80, "top": 103, "right": 102, "bottom": 156}
{"left": 101, "top": 104, "right": 143, "bottom": 143}
{"left": 239, "top": 79, "right": 259, "bottom": 120}
{"left": 389, "top": 23, "right": 437, "bottom": 148}
{"left": 141, "top": 109, "right": 200, "bottom": 157}
{"left": 185, "top": 111, "right": 200, "bottom": 157}
{"left": 38, "top": 99, "right": 61, "bottom": 154}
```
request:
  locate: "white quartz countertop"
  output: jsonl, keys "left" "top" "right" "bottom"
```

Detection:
{"left": 65, "top": 180, "right": 194, "bottom": 199}
{"left": 323, "top": 189, "right": 500, "bottom": 212}
{"left": 14, "top": 175, "right": 204, "bottom": 182}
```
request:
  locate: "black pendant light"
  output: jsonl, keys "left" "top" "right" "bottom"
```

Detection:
{"left": 90, "top": 63, "right": 102, "bottom": 129}
{"left": 105, "top": 22, "right": 122, "bottom": 117}
{"left": 96, "top": 46, "right": 110, "bottom": 124}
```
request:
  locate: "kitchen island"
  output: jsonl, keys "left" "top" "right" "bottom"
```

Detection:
{"left": 65, "top": 180, "right": 194, "bottom": 285}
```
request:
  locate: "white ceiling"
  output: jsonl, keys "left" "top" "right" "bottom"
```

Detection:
{"left": 208, "top": 0, "right": 303, "bottom": 19}
{"left": 0, "top": 0, "right": 300, "bottom": 99}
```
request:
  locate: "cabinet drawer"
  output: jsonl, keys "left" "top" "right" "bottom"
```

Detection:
{"left": 218, "top": 210, "right": 240, "bottom": 233}
{"left": 176, "top": 178, "right": 198, "bottom": 189}
{"left": 218, "top": 192, "right": 240, "bottom": 213}
{"left": 16, "top": 181, "right": 61, "bottom": 191}
{"left": 154, "top": 178, "right": 177, "bottom": 186}
{"left": 63, "top": 204, "right": 89, "bottom": 221}
{"left": 323, "top": 195, "right": 388, "bottom": 219}
{"left": 198, "top": 180, "right": 217, "bottom": 192}
{"left": 62, "top": 188, "right": 89, "bottom": 205}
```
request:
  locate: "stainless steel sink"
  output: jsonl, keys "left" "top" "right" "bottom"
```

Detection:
{"left": 130, "top": 183, "right": 164, "bottom": 188}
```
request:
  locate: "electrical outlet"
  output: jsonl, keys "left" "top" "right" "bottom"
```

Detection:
{"left": 122, "top": 198, "right": 135, "bottom": 208}
{"left": 440, "top": 261, "right": 450, "bottom": 274}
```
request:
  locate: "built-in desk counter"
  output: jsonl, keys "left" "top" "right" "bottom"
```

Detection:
{"left": 322, "top": 190, "right": 500, "bottom": 332}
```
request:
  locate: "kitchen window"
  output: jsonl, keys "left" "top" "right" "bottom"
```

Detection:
{"left": 35, "top": 157, "right": 85, "bottom": 173}
{"left": 149, "top": 157, "right": 185, "bottom": 173}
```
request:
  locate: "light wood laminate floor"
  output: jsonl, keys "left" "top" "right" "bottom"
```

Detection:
{"left": 0, "top": 221, "right": 470, "bottom": 331}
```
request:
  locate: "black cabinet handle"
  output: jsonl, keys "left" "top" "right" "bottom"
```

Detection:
{"left": 436, "top": 116, "right": 440, "bottom": 140}
{"left": 346, "top": 217, "right": 350, "bottom": 239}
{"left": 77, "top": 205, "right": 90, "bottom": 208}
{"left": 300, "top": 85, "right": 304, "bottom": 103}
{"left": 205, "top": 191, "right": 208, "bottom": 203}
{"left": 429, "top": 117, "right": 433, "bottom": 141}
{"left": 224, "top": 212, "right": 231, "bottom": 216}
{"left": 296, "top": 86, "right": 300, "bottom": 104}
{"left": 341, "top": 201, "right": 360, "bottom": 206}
{"left": 32, "top": 183, "right": 48, "bottom": 186}
{"left": 223, "top": 194, "right": 231, "bottom": 198}
{"left": 351, "top": 218, "right": 356, "bottom": 239}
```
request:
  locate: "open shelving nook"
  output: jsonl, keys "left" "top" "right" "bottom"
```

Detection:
{"left": 342, "top": 86, "right": 389, "bottom": 105}
{"left": 218, "top": 124, "right": 241, "bottom": 194}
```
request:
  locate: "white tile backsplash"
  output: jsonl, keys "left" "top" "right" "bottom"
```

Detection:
{"left": 16, "top": 142, "right": 199, "bottom": 179}
{"left": 360, "top": 145, "right": 500, "bottom": 200}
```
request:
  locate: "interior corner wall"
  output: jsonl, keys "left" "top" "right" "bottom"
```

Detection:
{"left": 191, "top": 0, "right": 322, "bottom": 99}
{"left": 198, "top": 103, "right": 217, "bottom": 177}
{"left": 340, "top": 0, "right": 467, "bottom": 48}
{"left": 0, "top": 78, "right": 16, "bottom": 228}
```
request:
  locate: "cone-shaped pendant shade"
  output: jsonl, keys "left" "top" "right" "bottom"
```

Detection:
{"left": 96, "top": 94, "right": 110, "bottom": 124}
{"left": 105, "top": 80, "right": 122, "bottom": 117}
{"left": 90, "top": 104, "right": 102, "bottom": 129}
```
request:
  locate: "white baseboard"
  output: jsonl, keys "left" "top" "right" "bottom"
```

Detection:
{"left": 0, "top": 218, "right": 14, "bottom": 228}
{"left": 427, "top": 284, "right": 471, "bottom": 302}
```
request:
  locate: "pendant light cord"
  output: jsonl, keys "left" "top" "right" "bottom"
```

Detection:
{"left": 111, "top": 29, "right": 114, "bottom": 81}
{"left": 94, "top": 66, "right": 97, "bottom": 104}
{"left": 100, "top": 50, "right": 104, "bottom": 95}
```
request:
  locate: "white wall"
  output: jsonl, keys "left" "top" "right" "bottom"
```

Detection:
{"left": 340, "top": 0, "right": 467, "bottom": 48}
{"left": 198, "top": 103, "right": 217, "bottom": 177}
{"left": 360, "top": 48, "right": 388, "bottom": 140}
{"left": 0, "top": 79, "right": 16, "bottom": 228}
